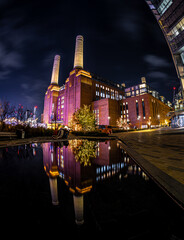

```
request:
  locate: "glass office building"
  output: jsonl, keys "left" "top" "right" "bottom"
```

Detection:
{"left": 145, "top": 0, "right": 184, "bottom": 127}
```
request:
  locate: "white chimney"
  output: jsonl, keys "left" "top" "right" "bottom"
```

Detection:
{"left": 51, "top": 55, "right": 60, "bottom": 85}
{"left": 74, "top": 35, "right": 84, "bottom": 69}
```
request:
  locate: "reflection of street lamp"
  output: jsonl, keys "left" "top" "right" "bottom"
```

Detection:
{"left": 147, "top": 116, "right": 151, "bottom": 129}
{"left": 157, "top": 114, "right": 160, "bottom": 127}
{"left": 108, "top": 116, "right": 110, "bottom": 125}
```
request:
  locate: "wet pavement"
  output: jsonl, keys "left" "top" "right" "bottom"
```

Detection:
{"left": 113, "top": 128, "right": 184, "bottom": 208}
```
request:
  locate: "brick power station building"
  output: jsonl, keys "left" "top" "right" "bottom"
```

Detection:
{"left": 42, "top": 35, "right": 171, "bottom": 129}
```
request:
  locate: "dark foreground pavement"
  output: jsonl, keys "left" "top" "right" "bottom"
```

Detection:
{"left": 113, "top": 128, "right": 184, "bottom": 209}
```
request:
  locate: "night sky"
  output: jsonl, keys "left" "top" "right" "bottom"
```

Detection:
{"left": 0, "top": 0, "right": 180, "bottom": 119}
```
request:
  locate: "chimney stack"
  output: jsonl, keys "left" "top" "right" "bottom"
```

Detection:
{"left": 51, "top": 55, "right": 60, "bottom": 85}
{"left": 74, "top": 35, "right": 84, "bottom": 69}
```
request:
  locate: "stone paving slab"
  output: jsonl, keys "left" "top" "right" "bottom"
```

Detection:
{"left": 114, "top": 128, "right": 184, "bottom": 208}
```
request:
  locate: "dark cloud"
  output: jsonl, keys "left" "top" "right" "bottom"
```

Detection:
{"left": 118, "top": 11, "right": 144, "bottom": 41}
{"left": 143, "top": 54, "right": 171, "bottom": 68}
{"left": 147, "top": 71, "right": 168, "bottom": 80}
{"left": 0, "top": 0, "right": 180, "bottom": 118}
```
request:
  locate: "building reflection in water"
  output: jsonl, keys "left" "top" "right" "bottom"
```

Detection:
{"left": 42, "top": 139, "right": 149, "bottom": 225}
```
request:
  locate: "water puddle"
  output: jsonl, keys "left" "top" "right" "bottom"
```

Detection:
{"left": 0, "top": 139, "right": 183, "bottom": 238}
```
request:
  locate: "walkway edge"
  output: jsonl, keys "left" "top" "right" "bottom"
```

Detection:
{"left": 116, "top": 137, "right": 184, "bottom": 210}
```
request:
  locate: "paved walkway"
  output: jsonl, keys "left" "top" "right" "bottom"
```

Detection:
{"left": 113, "top": 128, "right": 184, "bottom": 208}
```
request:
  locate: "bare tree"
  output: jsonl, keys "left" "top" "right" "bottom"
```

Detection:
{"left": 0, "top": 100, "right": 15, "bottom": 130}
{"left": 15, "top": 104, "right": 33, "bottom": 124}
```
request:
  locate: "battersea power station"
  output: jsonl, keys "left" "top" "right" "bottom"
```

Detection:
{"left": 42, "top": 35, "right": 172, "bottom": 129}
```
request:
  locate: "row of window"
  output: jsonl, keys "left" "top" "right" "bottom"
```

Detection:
{"left": 125, "top": 84, "right": 146, "bottom": 92}
{"left": 58, "top": 96, "right": 64, "bottom": 111}
{"left": 120, "top": 102, "right": 129, "bottom": 122}
{"left": 157, "top": 0, "right": 173, "bottom": 16}
{"left": 167, "top": 16, "right": 184, "bottom": 41}
{"left": 96, "top": 84, "right": 123, "bottom": 100}
{"left": 94, "top": 109, "right": 99, "bottom": 125}
{"left": 126, "top": 88, "right": 147, "bottom": 97}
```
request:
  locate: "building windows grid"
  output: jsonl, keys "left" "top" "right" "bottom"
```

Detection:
{"left": 167, "top": 17, "right": 184, "bottom": 41}
{"left": 157, "top": 0, "right": 173, "bottom": 16}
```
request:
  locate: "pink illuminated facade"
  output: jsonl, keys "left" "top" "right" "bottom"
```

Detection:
{"left": 42, "top": 35, "right": 171, "bottom": 129}
{"left": 42, "top": 35, "right": 124, "bottom": 128}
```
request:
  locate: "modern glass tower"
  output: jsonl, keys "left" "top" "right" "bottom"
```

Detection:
{"left": 145, "top": 0, "right": 184, "bottom": 127}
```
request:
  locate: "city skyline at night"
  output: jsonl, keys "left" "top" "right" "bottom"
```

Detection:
{"left": 0, "top": 0, "right": 180, "bottom": 119}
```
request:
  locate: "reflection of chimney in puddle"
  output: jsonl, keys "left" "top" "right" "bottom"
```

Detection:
{"left": 49, "top": 178, "right": 59, "bottom": 205}
{"left": 73, "top": 195, "right": 84, "bottom": 225}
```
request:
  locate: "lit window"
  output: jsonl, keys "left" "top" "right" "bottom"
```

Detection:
{"left": 111, "top": 89, "right": 115, "bottom": 99}
{"left": 149, "top": 4, "right": 155, "bottom": 10}
{"left": 181, "top": 52, "right": 184, "bottom": 64}
{"left": 157, "top": 0, "right": 173, "bottom": 16}
{"left": 140, "top": 84, "right": 146, "bottom": 88}
{"left": 115, "top": 91, "right": 119, "bottom": 100}
{"left": 125, "top": 88, "right": 130, "bottom": 92}
{"left": 168, "top": 17, "right": 184, "bottom": 41}
{"left": 140, "top": 88, "right": 147, "bottom": 93}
